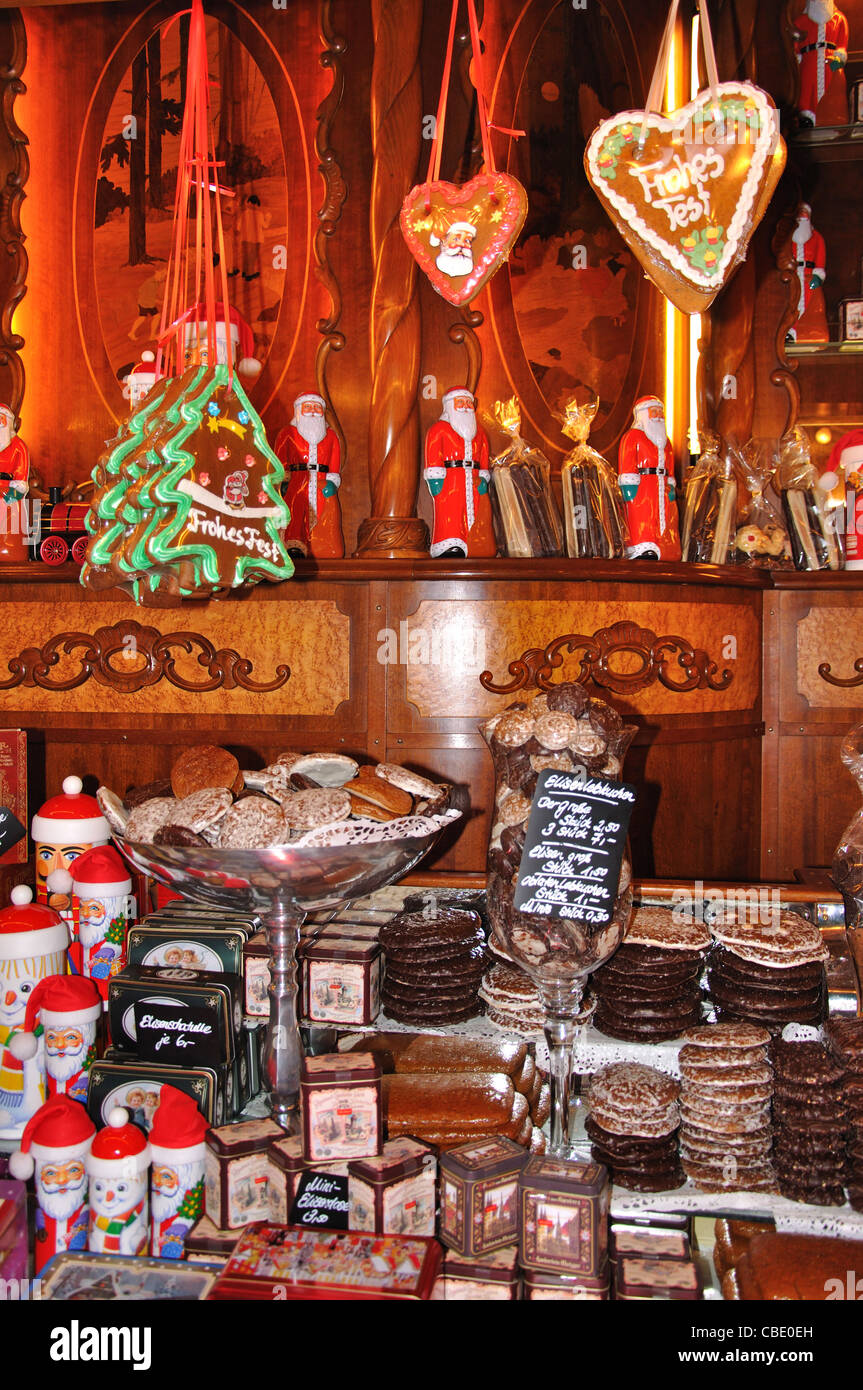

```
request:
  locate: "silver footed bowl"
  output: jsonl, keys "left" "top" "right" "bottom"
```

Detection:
{"left": 113, "top": 808, "right": 462, "bottom": 914}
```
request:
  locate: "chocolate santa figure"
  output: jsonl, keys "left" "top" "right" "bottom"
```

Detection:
{"left": 824, "top": 429, "right": 863, "bottom": 568}
{"left": 86, "top": 1106, "right": 150, "bottom": 1256}
{"left": 0, "top": 405, "right": 30, "bottom": 564}
{"left": 68, "top": 844, "right": 133, "bottom": 1004}
{"left": 424, "top": 389, "right": 496, "bottom": 558}
{"left": 0, "top": 887, "right": 68, "bottom": 1137}
{"left": 14, "top": 974, "right": 101, "bottom": 1104}
{"left": 149, "top": 1084, "right": 208, "bottom": 1259}
{"left": 794, "top": 1, "right": 849, "bottom": 128}
{"left": 8, "top": 1093, "right": 95, "bottom": 1273}
{"left": 274, "top": 393, "right": 344, "bottom": 559}
{"left": 31, "top": 776, "right": 109, "bottom": 926}
{"left": 617, "top": 396, "right": 682, "bottom": 560}
{"left": 788, "top": 204, "right": 829, "bottom": 343}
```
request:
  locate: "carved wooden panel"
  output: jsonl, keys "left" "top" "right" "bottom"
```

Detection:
{"left": 0, "top": 600, "right": 349, "bottom": 715}
{"left": 396, "top": 599, "right": 758, "bottom": 718}
{"left": 796, "top": 607, "right": 863, "bottom": 711}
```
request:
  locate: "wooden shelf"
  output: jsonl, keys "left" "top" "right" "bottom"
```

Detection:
{"left": 787, "top": 342, "right": 863, "bottom": 359}
{"left": 790, "top": 124, "right": 863, "bottom": 162}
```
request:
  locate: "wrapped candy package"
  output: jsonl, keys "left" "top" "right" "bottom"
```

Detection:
{"left": 778, "top": 427, "right": 843, "bottom": 573}
{"left": 681, "top": 431, "right": 739, "bottom": 564}
{"left": 560, "top": 399, "right": 627, "bottom": 560}
{"left": 488, "top": 398, "right": 563, "bottom": 559}
{"left": 730, "top": 437, "right": 792, "bottom": 568}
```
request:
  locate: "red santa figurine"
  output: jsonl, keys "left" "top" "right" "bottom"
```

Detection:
{"left": 86, "top": 1106, "right": 150, "bottom": 1256}
{"left": 423, "top": 389, "right": 496, "bottom": 558}
{"left": 149, "top": 1084, "right": 208, "bottom": 1259}
{"left": 8, "top": 1093, "right": 95, "bottom": 1273}
{"left": 274, "top": 393, "right": 344, "bottom": 559}
{"left": 121, "top": 350, "right": 158, "bottom": 409}
{"left": 794, "top": 1, "right": 849, "bottom": 128}
{"left": 14, "top": 974, "right": 101, "bottom": 1104}
{"left": 788, "top": 204, "right": 829, "bottom": 343}
{"left": 618, "top": 397, "right": 682, "bottom": 561}
{"left": 0, "top": 886, "right": 68, "bottom": 1138}
{"left": 67, "top": 844, "right": 133, "bottom": 1004}
{"left": 0, "top": 404, "right": 30, "bottom": 564}
{"left": 178, "top": 301, "right": 262, "bottom": 378}
{"left": 824, "top": 429, "right": 863, "bottom": 568}
{"left": 31, "top": 776, "right": 110, "bottom": 926}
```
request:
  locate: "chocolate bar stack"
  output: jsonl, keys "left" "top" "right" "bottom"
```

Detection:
{"left": 825, "top": 1017, "right": 863, "bottom": 1210}
{"left": 379, "top": 906, "right": 486, "bottom": 1025}
{"left": 706, "top": 909, "right": 828, "bottom": 1032}
{"left": 677, "top": 1023, "right": 775, "bottom": 1192}
{"left": 586, "top": 1062, "right": 684, "bottom": 1192}
{"left": 591, "top": 907, "right": 709, "bottom": 1042}
{"left": 772, "top": 1036, "right": 850, "bottom": 1207}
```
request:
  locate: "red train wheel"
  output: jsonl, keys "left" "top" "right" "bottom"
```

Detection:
{"left": 39, "top": 536, "right": 68, "bottom": 565}
{"left": 71, "top": 535, "right": 89, "bottom": 564}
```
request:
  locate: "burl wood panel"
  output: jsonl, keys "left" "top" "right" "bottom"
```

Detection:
{"left": 0, "top": 599, "right": 350, "bottom": 716}
{"left": 398, "top": 599, "right": 759, "bottom": 718}
{"left": 796, "top": 607, "right": 863, "bottom": 712}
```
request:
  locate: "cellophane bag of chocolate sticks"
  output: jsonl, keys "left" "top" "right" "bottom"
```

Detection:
{"left": 778, "top": 426, "right": 844, "bottom": 572}
{"left": 728, "top": 437, "right": 793, "bottom": 568}
{"left": 680, "top": 430, "right": 740, "bottom": 563}
{"left": 559, "top": 398, "right": 627, "bottom": 559}
{"left": 488, "top": 397, "right": 563, "bottom": 558}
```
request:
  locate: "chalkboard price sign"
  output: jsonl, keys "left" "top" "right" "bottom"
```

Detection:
{"left": 513, "top": 770, "right": 636, "bottom": 926}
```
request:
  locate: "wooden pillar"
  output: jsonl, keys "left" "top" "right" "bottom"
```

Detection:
{"left": 355, "top": 0, "right": 429, "bottom": 558}
{"left": 0, "top": 9, "right": 27, "bottom": 419}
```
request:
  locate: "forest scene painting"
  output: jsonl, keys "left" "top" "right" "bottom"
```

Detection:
{"left": 94, "top": 14, "right": 287, "bottom": 389}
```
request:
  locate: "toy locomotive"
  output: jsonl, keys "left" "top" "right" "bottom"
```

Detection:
{"left": 28, "top": 486, "right": 90, "bottom": 566}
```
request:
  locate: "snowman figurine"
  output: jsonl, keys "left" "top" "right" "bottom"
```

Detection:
{"left": 86, "top": 1107, "right": 151, "bottom": 1256}
{"left": 0, "top": 886, "right": 68, "bottom": 1138}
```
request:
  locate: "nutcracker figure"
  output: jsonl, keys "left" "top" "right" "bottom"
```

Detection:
{"left": 0, "top": 887, "right": 68, "bottom": 1137}
{"left": 617, "top": 397, "right": 682, "bottom": 560}
{"left": 0, "top": 405, "right": 31, "bottom": 564}
{"left": 31, "top": 776, "right": 109, "bottom": 926}
{"left": 14, "top": 974, "right": 101, "bottom": 1103}
{"left": 86, "top": 1106, "right": 150, "bottom": 1256}
{"left": 794, "top": 1, "right": 849, "bottom": 128}
{"left": 788, "top": 204, "right": 829, "bottom": 343}
{"left": 68, "top": 844, "right": 133, "bottom": 1004}
{"left": 423, "top": 389, "right": 496, "bottom": 558}
{"left": 274, "top": 393, "right": 345, "bottom": 559}
{"left": 8, "top": 1094, "right": 95, "bottom": 1273}
{"left": 149, "top": 1085, "right": 208, "bottom": 1259}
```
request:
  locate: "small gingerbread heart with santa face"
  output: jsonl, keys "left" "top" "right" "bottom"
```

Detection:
{"left": 400, "top": 172, "right": 528, "bottom": 306}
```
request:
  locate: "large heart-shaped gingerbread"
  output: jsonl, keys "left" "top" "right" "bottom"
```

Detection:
{"left": 400, "top": 172, "right": 527, "bottom": 306}
{"left": 585, "top": 83, "right": 786, "bottom": 315}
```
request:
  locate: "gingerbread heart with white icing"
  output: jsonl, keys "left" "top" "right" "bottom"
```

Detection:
{"left": 400, "top": 172, "right": 528, "bottom": 306}
{"left": 585, "top": 83, "right": 786, "bottom": 315}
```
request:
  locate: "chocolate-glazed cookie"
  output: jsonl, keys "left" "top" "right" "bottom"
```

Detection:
{"left": 546, "top": 681, "right": 589, "bottom": 718}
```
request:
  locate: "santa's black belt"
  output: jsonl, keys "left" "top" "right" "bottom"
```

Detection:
{"left": 288, "top": 463, "right": 325, "bottom": 471}
{"left": 440, "top": 460, "right": 481, "bottom": 468}
{"left": 797, "top": 41, "right": 838, "bottom": 54}
{"left": 638, "top": 468, "right": 668, "bottom": 476}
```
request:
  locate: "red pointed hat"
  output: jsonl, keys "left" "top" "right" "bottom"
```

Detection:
{"left": 87, "top": 1106, "right": 150, "bottom": 1178}
{"left": 22, "top": 973, "right": 101, "bottom": 1035}
{"left": 149, "top": 1084, "right": 209, "bottom": 1152}
{"left": 31, "top": 776, "right": 109, "bottom": 847}
{"left": 70, "top": 845, "right": 131, "bottom": 898}
{"left": 8, "top": 1093, "right": 96, "bottom": 1179}
{"left": 0, "top": 886, "right": 68, "bottom": 963}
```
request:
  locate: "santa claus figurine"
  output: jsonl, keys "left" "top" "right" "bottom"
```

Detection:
{"left": 121, "top": 350, "right": 158, "bottom": 409}
{"left": 67, "top": 844, "right": 133, "bottom": 1003}
{"left": 794, "top": 1, "right": 849, "bottom": 128}
{"left": 0, "top": 405, "right": 30, "bottom": 564}
{"left": 274, "top": 393, "right": 344, "bottom": 559}
{"left": 424, "top": 389, "right": 496, "bottom": 558}
{"left": 0, "top": 886, "right": 68, "bottom": 1137}
{"left": 31, "top": 776, "right": 109, "bottom": 926}
{"left": 178, "top": 301, "right": 262, "bottom": 378}
{"left": 86, "top": 1106, "right": 150, "bottom": 1256}
{"left": 8, "top": 1093, "right": 95, "bottom": 1273}
{"left": 617, "top": 397, "right": 682, "bottom": 560}
{"left": 149, "top": 1084, "right": 208, "bottom": 1259}
{"left": 13, "top": 974, "right": 101, "bottom": 1104}
{"left": 823, "top": 429, "right": 863, "bottom": 568}
{"left": 788, "top": 204, "right": 829, "bottom": 343}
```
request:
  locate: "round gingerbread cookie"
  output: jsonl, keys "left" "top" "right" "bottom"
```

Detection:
{"left": 125, "top": 797, "right": 180, "bottom": 842}
{"left": 153, "top": 823, "right": 209, "bottom": 847}
{"left": 680, "top": 1022, "right": 772, "bottom": 1050}
{"left": 171, "top": 744, "right": 240, "bottom": 799}
{"left": 495, "top": 710, "right": 536, "bottom": 748}
{"left": 708, "top": 909, "right": 828, "bottom": 965}
{"left": 96, "top": 786, "right": 130, "bottom": 835}
{"left": 624, "top": 906, "right": 711, "bottom": 953}
{"left": 218, "top": 796, "right": 288, "bottom": 849}
{"left": 172, "top": 787, "right": 233, "bottom": 835}
{"left": 280, "top": 788, "right": 352, "bottom": 831}
{"left": 533, "top": 711, "right": 577, "bottom": 751}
